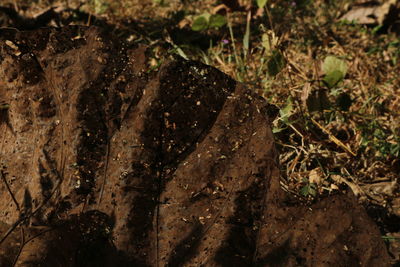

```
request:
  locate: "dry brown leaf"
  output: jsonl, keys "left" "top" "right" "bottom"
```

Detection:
{"left": 341, "top": 0, "right": 399, "bottom": 25}
{"left": 362, "top": 180, "right": 398, "bottom": 196}
{"left": 391, "top": 197, "right": 400, "bottom": 217}
{"left": 301, "top": 82, "right": 311, "bottom": 108}
{"left": 331, "top": 174, "right": 366, "bottom": 197}
{"left": 309, "top": 167, "right": 323, "bottom": 185}
{"left": 361, "top": 180, "right": 398, "bottom": 202}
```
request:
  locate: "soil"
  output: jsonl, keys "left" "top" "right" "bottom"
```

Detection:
{"left": 0, "top": 26, "right": 391, "bottom": 266}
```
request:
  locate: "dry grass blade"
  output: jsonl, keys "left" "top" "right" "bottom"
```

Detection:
{"left": 311, "top": 118, "right": 356, "bottom": 156}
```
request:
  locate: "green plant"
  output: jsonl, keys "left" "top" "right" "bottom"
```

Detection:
{"left": 257, "top": 0, "right": 268, "bottom": 9}
{"left": 322, "top": 56, "right": 347, "bottom": 89}
{"left": 382, "top": 235, "right": 400, "bottom": 241}
{"left": 90, "top": 0, "right": 109, "bottom": 15}
{"left": 300, "top": 181, "right": 317, "bottom": 197}
{"left": 273, "top": 97, "right": 293, "bottom": 133}
{"left": 191, "top": 13, "right": 227, "bottom": 31}
{"left": 261, "top": 30, "right": 286, "bottom": 78}
{"left": 358, "top": 120, "right": 400, "bottom": 158}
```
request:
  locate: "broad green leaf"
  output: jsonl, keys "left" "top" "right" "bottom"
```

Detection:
{"left": 322, "top": 56, "right": 347, "bottom": 75}
{"left": 257, "top": 0, "right": 268, "bottom": 8}
{"left": 209, "top": 14, "right": 227, "bottom": 28}
{"left": 267, "top": 50, "right": 285, "bottom": 77}
{"left": 192, "top": 16, "right": 209, "bottom": 31}
{"left": 323, "top": 70, "right": 344, "bottom": 88}
{"left": 322, "top": 56, "right": 347, "bottom": 88}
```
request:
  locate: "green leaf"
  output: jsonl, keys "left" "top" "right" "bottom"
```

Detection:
{"left": 322, "top": 56, "right": 347, "bottom": 74}
{"left": 174, "top": 46, "right": 188, "bottom": 60}
{"left": 300, "top": 183, "right": 317, "bottom": 197}
{"left": 257, "top": 0, "right": 268, "bottom": 8}
{"left": 300, "top": 185, "right": 309, "bottom": 196}
{"left": 261, "top": 33, "right": 270, "bottom": 51}
{"left": 261, "top": 33, "right": 272, "bottom": 54}
{"left": 322, "top": 56, "right": 347, "bottom": 88}
{"left": 360, "top": 136, "right": 370, "bottom": 146}
{"left": 267, "top": 50, "right": 285, "bottom": 77}
{"left": 93, "top": 0, "right": 109, "bottom": 14}
{"left": 192, "top": 15, "right": 209, "bottom": 31}
{"left": 243, "top": 15, "right": 250, "bottom": 51}
{"left": 382, "top": 235, "right": 400, "bottom": 241}
{"left": 280, "top": 98, "right": 293, "bottom": 117}
{"left": 372, "top": 25, "right": 383, "bottom": 35}
{"left": 390, "top": 143, "right": 400, "bottom": 157}
{"left": 323, "top": 70, "right": 344, "bottom": 88}
{"left": 279, "top": 97, "right": 293, "bottom": 124}
{"left": 209, "top": 14, "right": 227, "bottom": 28}
{"left": 272, "top": 127, "right": 285, "bottom": 133}
{"left": 168, "top": 42, "right": 188, "bottom": 60}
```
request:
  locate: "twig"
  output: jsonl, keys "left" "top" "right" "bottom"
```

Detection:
{"left": 12, "top": 226, "right": 25, "bottom": 267}
{"left": 0, "top": 216, "right": 24, "bottom": 245}
{"left": 311, "top": 118, "right": 356, "bottom": 156}
{"left": 0, "top": 170, "right": 20, "bottom": 212}
{"left": 11, "top": 226, "right": 56, "bottom": 266}
{"left": 97, "top": 141, "right": 110, "bottom": 207}
{"left": 0, "top": 178, "right": 61, "bottom": 245}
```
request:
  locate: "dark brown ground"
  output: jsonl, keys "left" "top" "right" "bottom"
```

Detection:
{"left": 0, "top": 26, "right": 391, "bottom": 266}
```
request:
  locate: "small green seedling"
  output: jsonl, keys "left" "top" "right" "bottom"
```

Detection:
{"left": 192, "top": 13, "right": 227, "bottom": 31}
{"left": 300, "top": 182, "right": 317, "bottom": 197}
{"left": 272, "top": 97, "right": 293, "bottom": 133}
{"left": 322, "top": 56, "right": 347, "bottom": 88}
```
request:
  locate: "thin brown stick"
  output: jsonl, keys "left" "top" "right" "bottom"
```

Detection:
{"left": 12, "top": 226, "right": 25, "bottom": 267}
{"left": 11, "top": 226, "right": 55, "bottom": 266}
{"left": 0, "top": 178, "right": 61, "bottom": 245}
{"left": 0, "top": 217, "right": 24, "bottom": 245}
{"left": 0, "top": 170, "right": 20, "bottom": 212}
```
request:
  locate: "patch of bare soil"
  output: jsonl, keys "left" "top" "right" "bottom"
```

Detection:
{"left": 0, "top": 26, "right": 391, "bottom": 266}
